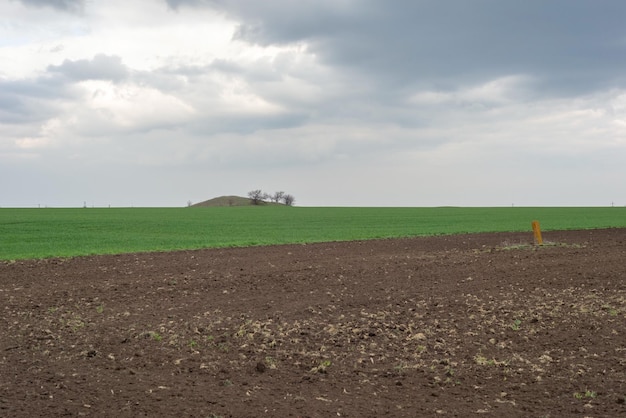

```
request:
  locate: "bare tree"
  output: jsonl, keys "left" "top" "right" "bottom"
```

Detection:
{"left": 282, "top": 194, "right": 295, "bottom": 206}
{"left": 272, "top": 191, "right": 285, "bottom": 203}
{"left": 248, "top": 189, "right": 264, "bottom": 205}
{"left": 249, "top": 189, "right": 294, "bottom": 206}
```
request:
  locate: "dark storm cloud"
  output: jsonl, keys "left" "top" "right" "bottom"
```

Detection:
{"left": 15, "top": 0, "right": 84, "bottom": 12}
{"left": 165, "top": 0, "right": 626, "bottom": 96}
{"left": 47, "top": 54, "right": 129, "bottom": 83}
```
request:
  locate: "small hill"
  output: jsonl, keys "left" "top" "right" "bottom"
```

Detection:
{"left": 190, "top": 196, "right": 253, "bottom": 207}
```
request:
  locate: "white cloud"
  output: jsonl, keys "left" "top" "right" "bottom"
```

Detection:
{"left": 409, "top": 75, "right": 532, "bottom": 108}
{"left": 14, "top": 136, "right": 53, "bottom": 149}
{"left": 75, "top": 80, "right": 197, "bottom": 132}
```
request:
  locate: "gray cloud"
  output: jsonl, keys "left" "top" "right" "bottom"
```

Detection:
{"left": 189, "top": 112, "right": 309, "bottom": 136}
{"left": 164, "top": 0, "right": 204, "bottom": 9}
{"left": 0, "top": 78, "right": 73, "bottom": 124}
{"left": 47, "top": 54, "right": 129, "bottom": 83}
{"left": 166, "top": 0, "right": 626, "bottom": 98}
{"left": 15, "top": 0, "right": 84, "bottom": 12}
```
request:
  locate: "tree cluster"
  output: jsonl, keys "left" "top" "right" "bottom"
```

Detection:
{"left": 248, "top": 190, "right": 295, "bottom": 206}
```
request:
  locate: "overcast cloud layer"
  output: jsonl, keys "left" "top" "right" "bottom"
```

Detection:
{"left": 1, "top": 0, "right": 625, "bottom": 207}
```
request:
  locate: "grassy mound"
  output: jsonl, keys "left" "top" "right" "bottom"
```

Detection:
{"left": 190, "top": 196, "right": 253, "bottom": 207}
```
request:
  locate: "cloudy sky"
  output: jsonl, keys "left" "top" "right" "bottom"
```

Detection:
{"left": 1, "top": 0, "right": 625, "bottom": 207}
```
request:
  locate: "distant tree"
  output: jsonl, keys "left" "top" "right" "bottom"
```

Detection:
{"left": 187, "top": 200, "right": 192, "bottom": 207}
{"left": 249, "top": 189, "right": 294, "bottom": 206}
{"left": 248, "top": 189, "right": 264, "bottom": 205}
{"left": 282, "top": 194, "right": 295, "bottom": 206}
{"left": 272, "top": 191, "right": 285, "bottom": 203}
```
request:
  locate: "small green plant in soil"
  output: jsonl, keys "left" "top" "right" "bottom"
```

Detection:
{"left": 602, "top": 304, "right": 619, "bottom": 316}
{"left": 148, "top": 331, "right": 163, "bottom": 341}
{"left": 474, "top": 354, "right": 497, "bottom": 366}
{"left": 311, "top": 359, "right": 332, "bottom": 374}
{"left": 574, "top": 390, "right": 598, "bottom": 399}
{"left": 265, "top": 356, "right": 278, "bottom": 369}
{"left": 63, "top": 315, "right": 85, "bottom": 332}
{"left": 511, "top": 319, "right": 522, "bottom": 331}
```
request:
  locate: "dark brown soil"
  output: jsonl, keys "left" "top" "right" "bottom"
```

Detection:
{"left": 1, "top": 229, "right": 625, "bottom": 417}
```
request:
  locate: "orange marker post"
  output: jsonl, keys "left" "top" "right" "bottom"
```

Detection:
{"left": 532, "top": 220, "right": 543, "bottom": 245}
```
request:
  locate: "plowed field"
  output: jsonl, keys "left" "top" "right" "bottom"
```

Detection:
{"left": 1, "top": 229, "right": 625, "bottom": 417}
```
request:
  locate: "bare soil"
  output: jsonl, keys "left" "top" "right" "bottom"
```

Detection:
{"left": 1, "top": 229, "right": 625, "bottom": 417}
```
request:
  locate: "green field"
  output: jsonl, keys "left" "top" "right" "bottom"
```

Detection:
{"left": 1, "top": 206, "right": 625, "bottom": 260}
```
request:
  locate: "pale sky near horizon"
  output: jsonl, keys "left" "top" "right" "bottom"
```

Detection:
{"left": 1, "top": 0, "right": 625, "bottom": 207}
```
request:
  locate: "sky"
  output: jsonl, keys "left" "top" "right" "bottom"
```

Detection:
{"left": 1, "top": 0, "right": 625, "bottom": 207}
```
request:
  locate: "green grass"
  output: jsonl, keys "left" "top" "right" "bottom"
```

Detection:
{"left": 1, "top": 206, "right": 625, "bottom": 260}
